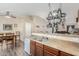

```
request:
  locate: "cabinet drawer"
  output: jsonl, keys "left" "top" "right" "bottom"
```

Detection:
{"left": 60, "top": 51, "right": 73, "bottom": 56}
{"left": 44, "top": 45, "right": 59, "bottom": 55}
{"left": 36, "top": 42, "right": 43, "bottom": 48}
{"left": 44, "top": 50, "right": 56, "bottom": 56}
{"left": 36, "top": 46, "right": 43, "bottom": 56}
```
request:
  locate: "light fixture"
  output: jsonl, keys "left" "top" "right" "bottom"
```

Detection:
{"left": 47, "top": 3, "right": 53, "bottom": 20}
{"left": 5, "top": 16, "right": 11, "bottom": 18}
{"left": 47, "top": 3, "right": 66, "bottom": 33}
{"left": 0, "top": 11, "right": 16, "bottom": 18}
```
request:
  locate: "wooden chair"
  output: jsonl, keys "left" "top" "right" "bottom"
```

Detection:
{"left": 15, "top": 31, "right": 20, "bottom": 47}
{"left": 5, "top": 33, "right": 14, "bottom": 49}
{"left": 0, "top": 33, "right": 4, "bottom": 50}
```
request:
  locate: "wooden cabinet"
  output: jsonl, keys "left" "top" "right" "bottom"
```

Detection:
{"left": 36, "top": 42, "right": 43, "bottom": 56}
{"left": 44, "top": 50, "right": 56, "bottom": 56}
{"left": 59, "top": 51, "right": 73, "bottom": 56}
{"left": 30, "top": 40, "right": 43, "bottom": 56}
{"left": 30, "top": 40, "right": 74, "bottom": 56}
{"left": 30, "top": 40, "right": 36, "bottom": 56}
{"left": 44, "top": 45, "right": 59, "bottom": 56}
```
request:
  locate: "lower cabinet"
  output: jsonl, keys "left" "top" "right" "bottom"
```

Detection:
{"left": 30, "top": 40, "right": 36, "bottom": 56}
{"left": 30, "top": 40, "right": 43, "bottom": 56}
{"left": 44, "top": 45, "right": 59, "bottom": 56}
{"left": 30, "top": 40, "right": 74, "bottom": 56}
{"left": 36, "top": 42, "right": 43, "bottom": 56}
{"left": 59, "top": 51, "right": 73, "bottom": 56}
{"left": 44, "top": 50, "right": 57, "bottom": 56}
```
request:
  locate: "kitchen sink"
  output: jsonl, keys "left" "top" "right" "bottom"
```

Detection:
{"left": 31, "top": 35, "right": 48, "bottom": 42}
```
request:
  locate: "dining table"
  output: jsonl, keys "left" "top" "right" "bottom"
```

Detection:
{"left": 0, "top": 33, "right": 19, "bottom": 48}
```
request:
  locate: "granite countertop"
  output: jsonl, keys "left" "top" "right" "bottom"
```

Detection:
{"left": 32, "top": 33, "right": 79, "bottom": 43}
{"left": 31, "top": 38, "right": 79, "bottom": 56}
{"left": 32, "top": 32, "right": 79, "bottom": 37}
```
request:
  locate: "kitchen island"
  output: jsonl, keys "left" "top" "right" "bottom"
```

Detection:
{"left": 30, "top": 33, "right": 79, "bottom": 56}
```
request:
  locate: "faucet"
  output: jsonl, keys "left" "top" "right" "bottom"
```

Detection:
{"left": 42, "top": 37, "right": 48, "bottom": 42}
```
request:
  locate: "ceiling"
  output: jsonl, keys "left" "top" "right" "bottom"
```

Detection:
{"left": 0, "top": 3, "right": 61, "bottom": 18}
{"left": 0, "top": 3, "right": 79, "bottom": 19}
{"left": 0, "top": 3, "right": 48, "bottom": 16}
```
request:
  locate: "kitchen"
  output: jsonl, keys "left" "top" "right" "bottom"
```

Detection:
{"left": 24, "top": 3, "right": 79, "bottom": 56}
{"left": 0, "top": 3, "right": 79, "bottom": 56}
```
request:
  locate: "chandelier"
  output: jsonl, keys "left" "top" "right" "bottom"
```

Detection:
{"left": 47, "top": 3, "right": 66, "bottom": 33}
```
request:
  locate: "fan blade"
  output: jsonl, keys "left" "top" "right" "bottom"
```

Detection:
{"left": 10, "top": 15, "right": 16, "bottom": 18}
{"left": 0, "top": 11, "right": 16, "bottom": 18}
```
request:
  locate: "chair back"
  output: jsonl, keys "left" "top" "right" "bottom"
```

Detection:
{"left": 0, "top": 33, "right": 4, "bottom": 41}
{"left": 0, "top": 33, "right": 4, "bottom": 36}
{"left": 5, "top": 33, "right": 14, "bottom": 40}
{"left": 5, "top": 33, "right": 14, "bottom": 36}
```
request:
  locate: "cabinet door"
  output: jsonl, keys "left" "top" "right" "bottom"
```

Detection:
{"left": 60, "top": 51, "right": 73, "bottom": 56}
{"left": 36, "top": 42, "right": 43, "bottom": 56}
{"left": 30, "top": 40, "right": 36, "bottom": 56}
{"left": 36, "top": 46, "right": 43, "bottom": 56}
{"left": 44, "top": 50, "right": 56, "bottom": 56}
{"left": 44, "top": 45, "right": 59, "bottom": 56}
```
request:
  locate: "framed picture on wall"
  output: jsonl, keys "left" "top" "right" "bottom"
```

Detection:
{"left": 3, "top": 24, "right": 13, "bottom": 31}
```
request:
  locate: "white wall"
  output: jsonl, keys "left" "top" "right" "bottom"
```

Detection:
{"left": 32, "top": 16, "right": 48, "bottom": 33}
{"left": 32, "top": 3, "right": 79, "bottom": 26}
{"left": 31, "top": 3, "right": 79, "bottom": 32}
{"left": 0, "top": 16, "right": 25, "bottom": 41}
{"left": 62, "top": 3, "right": 79, "bottom": 25}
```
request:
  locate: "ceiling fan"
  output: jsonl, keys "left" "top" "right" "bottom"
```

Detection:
{"left": 0, "top": 11, "right": 16, "bottom": 18}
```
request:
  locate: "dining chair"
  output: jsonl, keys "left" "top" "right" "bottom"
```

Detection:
{"left": 0, "top": 33, "right": 4, "bottom": 50}
{"left": 5, "top": 33, "right": 14, "bottom": 49}
{"left": 15, "top": 31, "right": 20, "bottom": 47}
